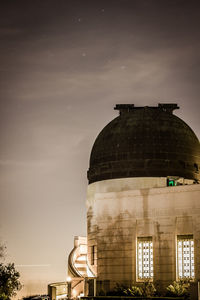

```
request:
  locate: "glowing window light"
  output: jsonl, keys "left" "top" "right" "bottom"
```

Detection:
{"left": 137, "top": 237, "right": 153, "bottom": 280}
{"left": 177, "top": 235, "right": 195, "bottom": 279}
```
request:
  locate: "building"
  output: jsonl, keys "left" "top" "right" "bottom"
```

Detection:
{"left": 48, "top": 237, "right": 95, "bottom": 300}
{"left": 86, "top": 104, "right": 200, "bottom": 294}
{"left": 49, "top": 103, "right": 200, "bottom": 298}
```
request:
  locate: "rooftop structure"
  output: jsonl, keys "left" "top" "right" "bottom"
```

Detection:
{"left": 88, "top": 104, "right": 200, "bottom": 183}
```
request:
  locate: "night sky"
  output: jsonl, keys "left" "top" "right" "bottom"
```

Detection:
{"left": 0, "top": 0, "right": 200, "bottom": 297}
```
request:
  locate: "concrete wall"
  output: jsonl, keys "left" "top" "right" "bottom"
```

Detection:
{"left": 86, "top": 177, "right": 200, "bottom": 290}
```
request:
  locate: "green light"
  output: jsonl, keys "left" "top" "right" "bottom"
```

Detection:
{"left": 167, "top": 179, "right": 177, "bottom": 186}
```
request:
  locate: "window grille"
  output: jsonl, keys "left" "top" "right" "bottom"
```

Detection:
{"left": 137, "top": 237, "right": 153, "bottom": 279}
{"left": 177, "top": 235, "right": 194, "bottom": 279}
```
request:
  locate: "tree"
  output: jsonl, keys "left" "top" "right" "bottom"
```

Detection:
{"left": 0, "top": 263, "right": 22, "bottom": 300}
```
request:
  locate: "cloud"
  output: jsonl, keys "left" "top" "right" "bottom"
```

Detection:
{"left": 0, "top": 27, "right": 23, "bottom": 36}
{"left": 16, "top": 264, "right": 51, "bottom": 267}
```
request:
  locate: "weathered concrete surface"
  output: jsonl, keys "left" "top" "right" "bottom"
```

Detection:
{"left": 86, "top": 178, "right": 200, "bottom": 289}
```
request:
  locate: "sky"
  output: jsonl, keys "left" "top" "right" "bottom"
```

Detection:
{"left": 0, "top": 0, "right": 200, "bottom": 298}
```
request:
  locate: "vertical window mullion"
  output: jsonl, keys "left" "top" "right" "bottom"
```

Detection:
{"left": 142, "top": 241, "right": 144, "bottom": 278}
{"left": 148, "top": 242, "right": 150, "bottom": 276}
{"left": 182, "top": 240, "right": 184, "bottom": 278}
{"left": 189, "top": 240, "right": 191, "bottom": 277}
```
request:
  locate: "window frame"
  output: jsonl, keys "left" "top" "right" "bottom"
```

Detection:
{"left": 176, "top": 235, "right": 195, "bottom": 280}
{"left": 136, "top": 236, "right": 153, "bottom": 281}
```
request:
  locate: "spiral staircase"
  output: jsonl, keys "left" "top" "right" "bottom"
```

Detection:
{"left": 68, "top": 236, "right": 95, "bottom": 297}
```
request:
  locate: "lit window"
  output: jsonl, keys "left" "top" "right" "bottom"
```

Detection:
{"left": 137, "top": 237, "right": 153, "bottom": 280}
{"left": 177, "top": 235, "right": 194, "bottom": 279}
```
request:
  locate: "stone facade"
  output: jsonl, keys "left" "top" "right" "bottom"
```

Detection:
{"left": 87, "top": 177, "right": 200, "bottom": 291}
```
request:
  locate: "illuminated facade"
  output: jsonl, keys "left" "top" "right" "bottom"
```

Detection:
{"left": 60, "top": 104, "right": 200, "bottom": 298}
{"left": 49, "top": 104, "right": 200, "bottom": 299}
{"left": 85, "top": 104, "right": 200, "bottom": 294}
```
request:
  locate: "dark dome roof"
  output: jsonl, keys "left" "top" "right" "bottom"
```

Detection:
{"left": 88, "top": 104, "right": 200, "bottom": 184}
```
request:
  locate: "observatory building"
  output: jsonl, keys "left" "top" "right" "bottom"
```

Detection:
{"left": 50, "top": 104, "right": 200, "bottom": 298}
{"left": 85, "top": 104, "right": 200, "bottom": 293}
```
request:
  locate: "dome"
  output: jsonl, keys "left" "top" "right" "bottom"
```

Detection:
{"left": 87, "top": 104, "right": 200, "bottom": 184}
